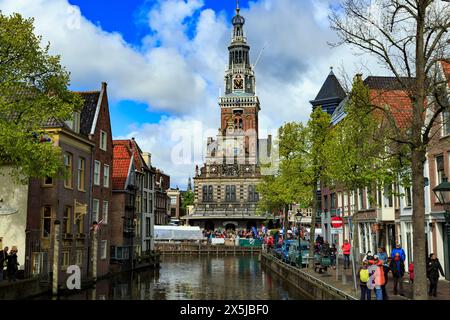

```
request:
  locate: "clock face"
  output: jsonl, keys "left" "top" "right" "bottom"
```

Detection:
{"left": 233, "top": 75, "right": 243, "bottom": 90}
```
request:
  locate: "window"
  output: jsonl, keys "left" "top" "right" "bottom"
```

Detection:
{"left": 43, "top": 176, "right": 53, "bottom": 186}
{"left": 76, "top": 250, "right": 83, "bottom": 266}
{"left": 42, "top": 206, "right": 52, "bottom": 238}
{"left": 436, "top": 155, "right": 445, "bottom": 184}
{"left": 75, "top": 213, "right": 84, "bottom": 234}
{"left": 65, "top": 112, "right": 80, "bottom": 133}
{"left": 100, "top": 241, "right": 107, "bottom": 260}
{"left": 225, "top": 185, "right": 236, "bottom": 202}
{"left": 202, "top": 186, "right": 213, "bottom": 202}
{"left": 103, "top": 201, "right": 108, "bottom": 224}
{"left": 248, "top": 185, "right": 259, "bottom": 202}
{"left": 103, "top": 165, "right": 110, "bottom": 188}
{"left": 64, "top": 153, "right": 73, "bottom": 188}
{"left": 94, "top": 161, "right": 101, "bottom": 186}
{"left": 443, "top": 111, "right": 450, "bottom": 136}
{"left": 92, "top": 199, "right": 99, "bottom": 223}
{"left": 146, "top": 217, "right": 151, "bottom": 237}
{"left": 384, "top": 184, "right": 393, "bottom": 207}
{"left": 405, "top": 186, "right": 412, "bottom": 207}
{"left": 100, "top": 130, "right": 107, "bottom": 151}
{"left": 170, "top": 196, "right": 177, "bottom": 205}
{"left": 144, "top": 193, "right": 148, "bottom": 212}
{"left": 63, "top": 206, "right": 72, "bottom": 234}
{"left": 77, "top": 157, "right": 85, "bottom": 191}
{"left": 62, "top": 251, "right": 70, "bottom": 268}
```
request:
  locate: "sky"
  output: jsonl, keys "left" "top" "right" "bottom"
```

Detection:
{"left": 0, "top": 0, "right": 385, "bottom": 189}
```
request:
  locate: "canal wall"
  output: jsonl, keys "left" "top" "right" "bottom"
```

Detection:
{"left": 156, "top": 242, "right": 261, "bottom": 255}
{"left": 261, "top": 252, "right": 356, "bottom": 300}
{"left": 0, "top": 278, "right": 48, "bottom": 300}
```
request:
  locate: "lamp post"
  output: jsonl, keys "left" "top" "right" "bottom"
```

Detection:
{"left": 432, "top": 177, "right": 450, "bottom": 280}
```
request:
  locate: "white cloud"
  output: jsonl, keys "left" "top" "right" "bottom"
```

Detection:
{"left": 0, "top": 0, "right": 385, "bottom": 188}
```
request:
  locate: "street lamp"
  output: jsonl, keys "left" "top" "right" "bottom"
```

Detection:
{"left": 432, "top": 177, "right": 450, "bottom": 280}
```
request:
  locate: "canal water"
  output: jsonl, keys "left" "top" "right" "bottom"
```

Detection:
{"left": 54, "top": 255, "right": 307, "bottom": 300}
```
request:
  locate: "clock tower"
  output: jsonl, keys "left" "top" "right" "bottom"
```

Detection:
{"left": 185, "top": 1, "right": 271, "bottom": 231}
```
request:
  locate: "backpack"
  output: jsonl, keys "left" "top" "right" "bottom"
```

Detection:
{"left": 360, "top": 269, "right": 369, "bottom": 282}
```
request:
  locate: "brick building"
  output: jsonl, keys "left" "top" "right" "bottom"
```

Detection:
{"left": 155, "top": 170, "right": 170, "bottom": 225}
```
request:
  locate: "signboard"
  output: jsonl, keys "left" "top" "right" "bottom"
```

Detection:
{"left": 331, "top": 216, "right": 344, "bottom": 228}
{"left": 331, "top": 228, "right": 343, "bottom": 234}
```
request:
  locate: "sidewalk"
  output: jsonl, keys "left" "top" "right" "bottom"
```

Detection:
{"left": 300, "top": 259, "right": 450, "bottom": 300}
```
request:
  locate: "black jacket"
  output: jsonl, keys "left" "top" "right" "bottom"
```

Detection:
{"left": 6, "top": 253, "right": 18, "bottom": 272}
{"left": 427, "top": 259, "right": 445, "bottom": 279}
{"left": 0, "top": 251, "right": 6, "bottom": 269}
{"left": 389, "top": 259, "right": 405, "bottom": 278}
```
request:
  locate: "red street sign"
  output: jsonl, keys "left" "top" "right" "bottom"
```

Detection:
{"left": 331, "top": 216, "right": 344, "bottom": 228}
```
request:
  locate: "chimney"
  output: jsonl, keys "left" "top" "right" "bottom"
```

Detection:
{"left": 142, "top": 152, "right": 152, "bottom": 166}
{"left": 101, "top": 82, "right": 107, "bottom": 91}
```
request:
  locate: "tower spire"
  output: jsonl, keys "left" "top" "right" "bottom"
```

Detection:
{"left": 236, "top": 0, "right": 240, "bottom": 14}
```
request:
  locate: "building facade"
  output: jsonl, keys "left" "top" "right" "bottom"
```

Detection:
{"left": 155, "top": 170, "right": 170, "bottom": 225}
{"left": 185, "top": 5, "right": 271, "bottom": 230}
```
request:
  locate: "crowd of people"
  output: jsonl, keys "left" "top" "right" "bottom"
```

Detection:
{"left": 0, "top": 246, "right": 19, "bottom": 282}
{"left": 357, "top": 243, "right": 446, "bottom": 300}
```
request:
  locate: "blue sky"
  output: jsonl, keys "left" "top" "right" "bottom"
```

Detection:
{"left": 0, "top": 0, "right": 382, "bottom": 188}
{"left": 67, "top": 0, "right": 251, "bottom": 137}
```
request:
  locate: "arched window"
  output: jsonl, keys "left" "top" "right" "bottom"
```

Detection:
{"left": 208, "top": 186, "right": 213, "bottom": 202}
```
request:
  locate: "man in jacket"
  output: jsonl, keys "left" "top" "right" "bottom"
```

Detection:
{"left": 0, "top": 246, "right": 8, "bottom": 281}
{"left": 341, "top": 240, "right": 351, "bottom": 269}
{"left": 390, "top": 252, "right": 405, "bottom": 296}
{"left": 427, "top": 253, "right": 445, "bottom": 297}
{"left": 390, "top": 243, "right": 406, "bottom": 262}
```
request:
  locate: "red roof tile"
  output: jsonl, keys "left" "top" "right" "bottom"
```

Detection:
{"left": 112, "top": 141, "right": 132, "bottom": 190}
{"left": 369, "top": 89, "right": 413, "bottom": 129}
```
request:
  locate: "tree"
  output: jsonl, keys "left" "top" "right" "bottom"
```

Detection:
{"left": 329, "top": 0, "right": 450, "bottom": 299}
{"left": 0, "top": 12, "right": 82, "bottom": 181}
{"left": 258, "top": 108, "right": 334, "bottom": 268}
{"left": 181, "top": 190, "right": 194, "bottom": 210}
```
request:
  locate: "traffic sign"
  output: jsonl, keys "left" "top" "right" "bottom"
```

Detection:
{"left": 331, "top": 216, "right": 344, "bottom": 228}
{"left": 331, "top": 228, "right": 343, "bottom": 234}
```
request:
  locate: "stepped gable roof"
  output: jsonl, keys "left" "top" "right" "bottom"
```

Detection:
{"left": 311, "top": 70, "right": 346, "bottom": 104}
{"left": 76, "top": 91, "right": 100, "bottom": 137}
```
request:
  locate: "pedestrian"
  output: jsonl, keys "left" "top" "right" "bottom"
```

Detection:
{"left": 363, "top": 250, "right": 374, "bottom": 262}
{"left": 367, "top": 256, "right": 386, "bottom": 300}
{"left": 377, "top": 248, "right": 390, "bottom": 300}
{"left": 391, "top": 242, "right": 406, "bottom": 262}
{"left": 0, "top": 246, "right": 8, "bottom": 281}
{"left": 7, "top": 246, "right": 19, "bottom": 282}
{"left": 358, "top": 260, "right": 371, "bottom": 300}
{"left": 389, "top": 252, "right": 405, "bottom": 296}
{"left": 330, "top": 244, "right": 337, "bottom": 269}
{"left": 341, "top": 240, "right": 351, "bottom": 269}
{"left": 427, "top": 253, "right": 445, "bottom": 297}
{"left": 408, "top": 261, "right": 414, "bottom": 284}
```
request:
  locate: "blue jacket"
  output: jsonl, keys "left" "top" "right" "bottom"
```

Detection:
{"left": 391, "top": 248, "right": 406, "bottom": 261}
{"left": 377, "top": 252, "right": 388, "bottom": 266}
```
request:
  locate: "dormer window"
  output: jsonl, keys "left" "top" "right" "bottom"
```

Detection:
{"left": 65, "top": 112, "right": 80, "bottom": 134}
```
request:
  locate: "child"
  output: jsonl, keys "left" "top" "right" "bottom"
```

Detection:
{"left": 408, "top": 261, "right": 414, "bottom": 284}
{"left": 358, "top": 260, "right": 371, "bottom": 300}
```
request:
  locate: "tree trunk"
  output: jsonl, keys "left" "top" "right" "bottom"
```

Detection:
{"left": 351, "top": 190, "right": 360, "bottom": 262}
{"left": 411, "top": 149, "right": 427, "bottom": 299}
{"left": 411, "top": 1, "right": 427, "bottom": 300}
{"left": 309, "top": 182, "right": 318, "bottom": 269}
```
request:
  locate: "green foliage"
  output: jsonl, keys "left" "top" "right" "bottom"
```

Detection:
{"left": 0, "top": 12, "right": 82, "bottom": 180}
{"left": 257, "top": 108, "right": 333, "bottom": 213}
{"left": 181, "top": 190, "right": 194, "bottom": 210}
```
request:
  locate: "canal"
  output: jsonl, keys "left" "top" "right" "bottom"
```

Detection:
{"left": 53, "top": 255, "right": 307, "bottom": 300}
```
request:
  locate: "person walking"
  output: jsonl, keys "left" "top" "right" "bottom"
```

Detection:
{"left": 427, "top": 253, "right": 445, "bottom": 297}
{"left": 341, "top": 240, "right": 351, "bottom": 269}
{"left": 358, "top": 260, "right": 371, "bottom": 300}
{"left": 330, "top": 244, "right": 337, "bottom": 269}
{"left": 0, "top": 246, "right": 8, "bottom": 281}
{"left": 390, "top": 252, "right": 405, "bottom": 296}
{"left": 6, "top": 246, "right": 19, "bottom": 282}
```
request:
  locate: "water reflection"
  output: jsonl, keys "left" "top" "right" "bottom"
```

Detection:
{"left": 59, "top": 256, "right": 307, "bottom": 300}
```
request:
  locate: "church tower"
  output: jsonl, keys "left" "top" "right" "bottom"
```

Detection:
{"left": 185, "top": 1, "right": 270, "bottom": 231}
